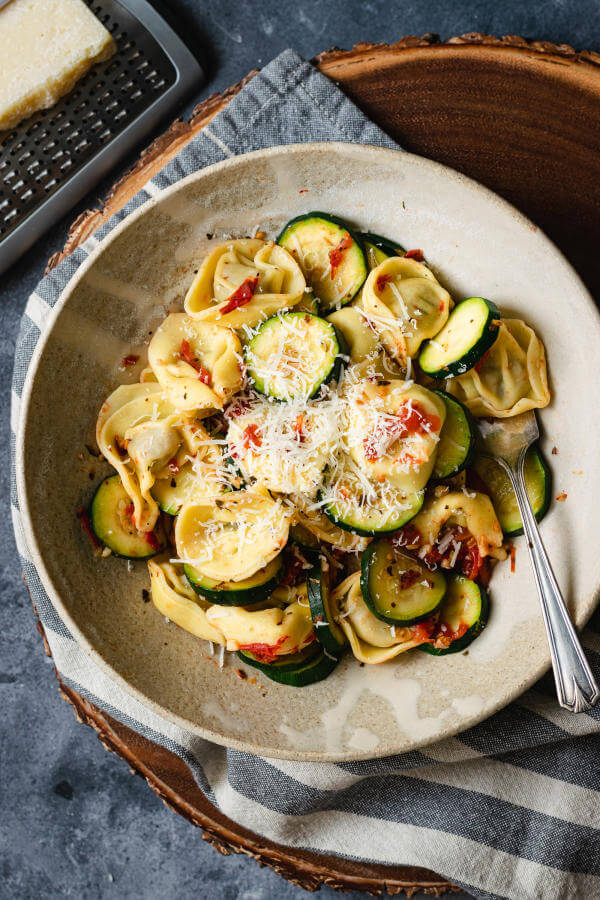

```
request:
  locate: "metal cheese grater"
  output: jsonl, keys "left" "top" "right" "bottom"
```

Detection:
{"left": 0, "top": 0, "right": 203, "bottom": 275}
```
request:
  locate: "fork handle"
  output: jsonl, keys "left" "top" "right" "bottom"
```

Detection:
{"left": 501, "top": 449, "right": 600, "bottom": 713}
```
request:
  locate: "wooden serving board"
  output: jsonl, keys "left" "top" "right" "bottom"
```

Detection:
{"left": 39, "top": 35, "right": 600, "bottom": 896}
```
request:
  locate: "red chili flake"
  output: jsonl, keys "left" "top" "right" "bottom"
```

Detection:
{"left": 415, "top": 614, "right": 469, "bottom": 650}
{"left": 113, "top": 435, "right": 129, "bottom": 457}
{"left": 242, "top": 423, "right": 262, "bottom": 450}
{"left": 225, "top": 398, "right": 252, "bottom": 419}
{"left": 474, "top": 347, "right": 492, "bottom": 373}
{"left": 418, "top": 526, "right": 482, "bottom": 580}
{"left": 197, "top": 365, "right": 211, "bottom": 385}
{"left": 76, "top": 507, "right": 101, "bottom": 549}
{"left": 477, "top": 557, "right": 493, "bottom": 589}
{"left": 433, "top": 621, "right": 469, "bottom": 649}
{"left": 509, "top": 545, "right": 516, "bottom": 573}
{"left": 299, "top": 189, "right": 309, "bottom": 194}
{"left": 456, "top": 535, "right": 482, "bottom": 580}
{"left": 439, "top": 300, "right": 445, "bottom": 311}
{"left": 180, "top": 339, "right": 199, "bottom": 369}
{"left": 556, "top": 491, "right": 567, "bottom": 502}
{"left": 404, "top": 249, "right": 423, "bottom": 261}
{"left": 220, "top": 276, "right": 259, "bottom": 315}
{"left": 179, "top": 341, "right": 212, "bottom": 384}
{"left": 363, "top": 403, "right": 441, "bottom": 460}
{"left": 376, "top": 272, "right": 393, "bottom": 292}
{"left": 239, "top": 635, "right": 288, "bottom": 663}
{"left": 393, "top": 524, "right": 421, "bottom": 549}
{"left": 281, "top": 544, "right": 307, "bottom": 587}
{"left": 400, "top": 570, "right": 420, "bottom": 590}
{"left": 121, "top": 354, "right": 139, "bottom": 367}
{"left": 410, "top": 619, "right": 436, "bottom": 644}
{"left": 168, "top": 457, "right": 180, "bottom": 475}
{"left": 329, "top": 232, "right": 354, "bottom": 278}
{"left": 291, "top": 414, "right": 305, "bottom": 443}
{"left": 145, "top": 531, "right": 162, "bottom": 552}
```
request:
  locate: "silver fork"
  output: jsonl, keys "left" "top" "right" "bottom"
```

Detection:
{"left": 476, "top": 411, "right": 599, "bottom": 713}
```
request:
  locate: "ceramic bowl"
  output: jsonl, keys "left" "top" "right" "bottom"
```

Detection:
{"left": 17, "top": 143, "right": 600, "bottom": 761}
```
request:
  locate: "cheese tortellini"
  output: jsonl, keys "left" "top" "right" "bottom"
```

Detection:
{"left": 175, "top": 491, "right": 291, "bottom": 582}
{"left": 362, "top": 256, "right": 451, "bottom": 362}
{"left": 184, "top": 239, "right": 305, "bottom": 328}
{"left": 447, "top": 318, "right": 550, "bottom": 418}
{"left": 148, "top": 313, "right": 243, "bottom": 412}
{"left": 332, "top": 574, "right": 424, "bottom": 664}
{"left": 92, "top": 216, "right": 552, "bottom": 678}
{"left": 406, "top": 491, "right": 505, "bottom": 559}
{"left": 97, "top": 383, "right": 179, "bottom": 531}
{"left": 149, "top": 560, "right": 314, "bottom": 654}
{"left": 345, "top": 379, "right": 446, "bottom": 492}
{"left": 227, "top": 400, "right": 334, "bottom": 496}
{"left": 327, "top": 306, "right": 402, "bottom": 378}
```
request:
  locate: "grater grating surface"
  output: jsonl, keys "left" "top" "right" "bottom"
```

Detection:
{"left": 0, "top": 0, "right": 203, "bottom": 274}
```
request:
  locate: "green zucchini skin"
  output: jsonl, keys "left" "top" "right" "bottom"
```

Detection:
{"left": 419, "top": 575, "right": 489, "bottom": 655}
{"left": 322, "top": 489, "right": 424, "bottom": 537}
{"left": 244, "top": 311, "right": 346, "bottom": 400}
{"left": 183, "top": 555, "right": 283, "bottom": 606}
{"left": 360, "top": 539, "right": 447, "bottom": 626}
{"left": 237, "top": 643, "right": 320, "bottom": 674}
{"left": 277, "top": 212, "right": 367, "bottom": 312}
{"left": 432, "top": 390, "right": 477, "bottom": 479}
{"left": 472, "top": 445, "right": 551, "bottom": 538}
{"left": 306, "top": 558, "right": 346, "bottom": 656}
{"left": 360, "top": 231, "right": 405, "bottom": 268}
{"left": 290, "top": 523, "right": 320, "bottom": 553}
{"left": 237, "top": 644, "right": 338, "bottom": 686}
{"left": 297, "top": 289, "right": 320, "bottom": 315}
{"left": 222, "top": 456, "right": 246, "bottom": 492}
{"left": 91, "top": 475, "right": 164, "bottom": 559}
{"left": 419, "top": 297, "right": 500, "bottom": 379}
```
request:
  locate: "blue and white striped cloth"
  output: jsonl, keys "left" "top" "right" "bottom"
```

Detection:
{"left": 11, "top": 50, "right": 600, "bottom": 900}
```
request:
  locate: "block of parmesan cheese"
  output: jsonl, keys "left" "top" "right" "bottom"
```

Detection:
{"left": 0, "top": 0, "right": 116, "bottom": 132}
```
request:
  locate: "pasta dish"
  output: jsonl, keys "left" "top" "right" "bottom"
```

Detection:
{"left": 84, "top": 213, "right": 551, "bottom": 686}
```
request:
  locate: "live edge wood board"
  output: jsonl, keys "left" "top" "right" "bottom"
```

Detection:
{"left": 38, "top": 34, "right": 600, "bottom": 896}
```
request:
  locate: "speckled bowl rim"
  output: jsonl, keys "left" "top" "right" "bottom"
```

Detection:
{"left": 16, "top": 142, "right": 600, "bottom": 762}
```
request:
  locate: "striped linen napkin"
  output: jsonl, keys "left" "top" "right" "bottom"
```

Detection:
{"left": 11, "top": 49, "right": 600, "bottom": 900}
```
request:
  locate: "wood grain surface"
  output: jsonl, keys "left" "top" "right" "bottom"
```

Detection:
{"left": 39, "top": 35, "right": 600, "bottom": 895}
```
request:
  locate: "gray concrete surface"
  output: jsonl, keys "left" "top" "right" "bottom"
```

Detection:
{"left": 2, "top": 1, "right": 599, "bottom": 898}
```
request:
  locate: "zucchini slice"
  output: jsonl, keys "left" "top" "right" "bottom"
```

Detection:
{"left": 238, "top": 644, "right": 338, "bottom": 686}
{"left": 323, "top": 485, "right": 424, "bottom": 537}
{"left": 237, "top": 642, "right": 320, "bottom": 674}
{"left": 297, "top": 289, "right": 320, "bottom": 315}
{"left": 419, "top": 297, "right": 500, "bottom": 378}
{"left": 183, "top": 554, "right": 283, "bottom": 606}
{"left": 432, "top": 390, "right": 477, "bottom": 479}
{"left": 277, "top": 212, "right": 367, "bottom": 312}
{"left": 90, "top": 475, "right": 164, "bottom": 558}
{"left": 472, "top": 445, "right": 551, "bottom": 537}
{"left": 419, "top": 575, "right": 489, "bottom": 655}
{"left": 361, "top": 231, "right": 405, "bottom": 269}
{"left": 361, "top": 539, "right": 446, "bottom": 625}
{"left": 306, "top": 558, "right": 346, "bottom": 655}
{"left": 245, "top": 311, "right": 345, "bottom": 400}
{"left": 290, "top": 523, "right": 320, "bottom": 553}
